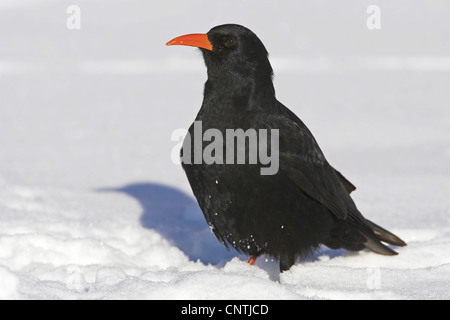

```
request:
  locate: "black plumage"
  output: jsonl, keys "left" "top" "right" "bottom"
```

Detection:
{"left": 167, "top": 24, "right": 406, "bottom": 272}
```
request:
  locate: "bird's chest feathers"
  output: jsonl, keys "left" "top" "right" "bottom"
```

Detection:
{"left": 199, "top": 98, "right": 257, "bottom": 131}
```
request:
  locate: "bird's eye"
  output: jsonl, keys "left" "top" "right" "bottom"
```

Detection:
{"left": 223, "top": 37, "right": 237, "bottom": 48}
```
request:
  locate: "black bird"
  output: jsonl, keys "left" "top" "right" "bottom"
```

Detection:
{"left": 166, "top": 24, "right": 406, "bottom": 272}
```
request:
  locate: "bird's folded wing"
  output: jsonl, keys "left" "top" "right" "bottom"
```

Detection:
{"left": 282, "top": 158, "right": 349, "bottom": 220}
{"left": 281, "top": 155, "right": 370, "bottom": 229}
{"left": 266, "top": 111, "right": 365, "bottom": 224}
{"left": 333, "top": 168, "right": 356, "bottom": 194}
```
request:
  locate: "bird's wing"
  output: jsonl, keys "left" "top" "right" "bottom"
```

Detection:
{"left": 282, "top": 157, "right": 356, "bottom": 221}
{"left": 266, "top": 107, "right": 405, "bottom": 254}
{"left": 266, "top": 111, "right": 364, "bottom": 224}
{"left": 333, "top": 168, "right": 356, "bottom": 194}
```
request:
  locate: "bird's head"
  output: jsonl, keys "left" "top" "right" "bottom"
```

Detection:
{"left": 167, "top": 24, "right": 273, "bottom": 84}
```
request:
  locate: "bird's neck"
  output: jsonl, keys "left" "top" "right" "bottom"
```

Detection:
{"left": 204, "top": 70, "right": 276, "bottom": 112}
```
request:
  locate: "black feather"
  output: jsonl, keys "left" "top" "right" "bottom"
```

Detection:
{"left": 176, "top": 24, "right": 406, "bottom": 272}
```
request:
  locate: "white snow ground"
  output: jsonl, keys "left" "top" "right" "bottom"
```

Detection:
{"left": 0, "top": 0, "right": 449, "bottom": 300}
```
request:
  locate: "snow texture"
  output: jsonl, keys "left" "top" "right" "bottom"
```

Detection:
{"left": 0, "top": 0, "right": 449, "bottom": 300}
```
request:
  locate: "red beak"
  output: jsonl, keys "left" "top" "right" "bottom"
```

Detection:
{"left": 166, "top": 33, "right": 213, "bottom": 51}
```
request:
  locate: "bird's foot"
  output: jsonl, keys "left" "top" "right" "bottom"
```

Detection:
{"left": 248, "top": 255, "right": 258, "bottom": 266}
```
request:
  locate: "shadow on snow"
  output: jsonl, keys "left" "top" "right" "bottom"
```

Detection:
{"left": 98, "top": 182, "right": 240, "bottom": 266}
{"left": 98, "top": 182, "right": 350, "bottom": 277}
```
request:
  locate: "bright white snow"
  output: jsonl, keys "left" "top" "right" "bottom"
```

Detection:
{"left": 0, "top": 0, "right": 449, "bottom": 300}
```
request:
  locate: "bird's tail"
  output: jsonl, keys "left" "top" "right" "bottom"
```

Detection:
{"left": 361, "top": 219, "right": 407, "bottom": 255}
{"left": 324, "top": 219, "right": 407, "bottom": 256}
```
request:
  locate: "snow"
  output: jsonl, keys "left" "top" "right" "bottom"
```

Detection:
{"left": 1, "top": 0, "right": 449, "bottom": 300}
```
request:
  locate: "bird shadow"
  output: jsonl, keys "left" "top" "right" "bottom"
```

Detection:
{"left": 98, "top": 182, "right": 240, "bottom": 266}
{"left": 96, "top": 182, "right": 360, "bottom": 281}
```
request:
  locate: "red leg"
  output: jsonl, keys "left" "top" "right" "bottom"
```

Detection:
{"left": 248, "top": 255, "right": 258, "bottom": 266}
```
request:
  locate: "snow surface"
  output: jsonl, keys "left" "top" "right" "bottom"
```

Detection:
{"left": 1, "top": 0, "right": 449, "bottom": 300}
